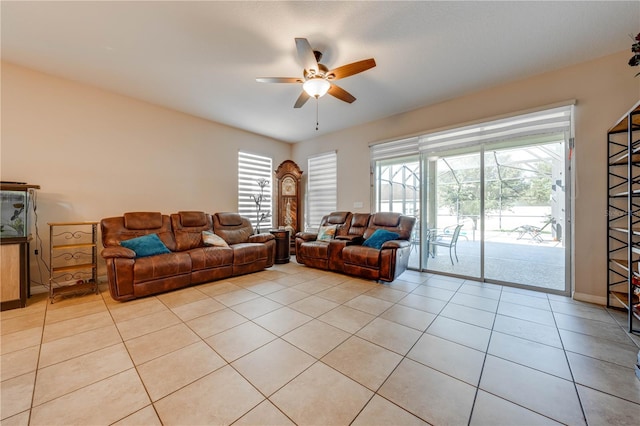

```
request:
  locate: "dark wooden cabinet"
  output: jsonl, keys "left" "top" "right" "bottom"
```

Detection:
{"left": 270, "top": 229, "right": 290, "bottom": 264}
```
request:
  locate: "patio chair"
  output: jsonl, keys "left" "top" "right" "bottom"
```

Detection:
{"left": 430, "top": 224, "right": 463, "bottom": 264}
{"left": 514, "top": 217, "right": 554, "bottom": 243}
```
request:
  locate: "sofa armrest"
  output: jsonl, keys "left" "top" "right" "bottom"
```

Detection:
{"left": 249, "top": 233, "right": 275, "bottom": 244}
{"left": 335, "top": 235, "right": 364, "bottom": 245}
{"left": 380, "top": 240, "right": 410, "bottom": 249}
{"left": 295, "top": 232, "right": 318, "bottom": 242}
{"left": 101, "top": 246, "right": 136, "bottom": 259}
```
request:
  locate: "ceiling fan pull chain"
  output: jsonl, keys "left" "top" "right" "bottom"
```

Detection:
{"left": 315, "top": 97, "right": 320, "bottom": 131}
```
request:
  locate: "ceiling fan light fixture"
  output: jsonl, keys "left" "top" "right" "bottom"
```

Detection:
{"left": 303, "top": 77, "right": 330, "bottom": 98}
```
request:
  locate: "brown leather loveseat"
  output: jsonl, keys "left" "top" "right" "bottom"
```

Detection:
{"left": 295, "top": 211, "right": 415, "bottom": 282}
{"left": 101, "top": 211, "right": 275, "bottom": 301}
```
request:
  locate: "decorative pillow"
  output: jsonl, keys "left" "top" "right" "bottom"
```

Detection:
{"left": 202, "top": 231, "right": 229, "bottom": 247}
{"left": 120, "top": 233, "right": 171, "bottom": 257}
{"left": 317, "top": 225, "right": 337, "bottom": 241}
{"left": 362, "top": 229, "right": 400, "bottom": 250}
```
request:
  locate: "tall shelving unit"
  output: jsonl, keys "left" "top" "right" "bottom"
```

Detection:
{"left": 49, "top": 222, "right": 99, "bottom": 303}
{"left": 607, "top": 101, "right": 640, "bottom": 334}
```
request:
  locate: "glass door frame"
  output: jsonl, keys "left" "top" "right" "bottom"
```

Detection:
{"left": 420, "top": 136, "right": 572, "bottom": 296}
{"left": 373, "top": 135, "right": 573, "bottom": 296}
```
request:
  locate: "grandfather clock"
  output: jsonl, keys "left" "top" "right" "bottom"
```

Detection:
{"left": 274, "top": 160, "right": 303, "bottom": 253}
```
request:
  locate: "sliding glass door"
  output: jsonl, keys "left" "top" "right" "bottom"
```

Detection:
{"left": 371, "top": 105, "right": 572, "bottom": 294}
{"left": 483, "top": 140, "right": 566, "bottom": 290}
{"left": 374, "top": 155, "right": 421, "bottom": 269}
{"left": 425, "top": 150, "right": 481, "bottom": 278}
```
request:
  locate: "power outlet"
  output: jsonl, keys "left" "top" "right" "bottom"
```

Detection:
{"left": 353, "top": 201, "right": 364, "bottom": 209}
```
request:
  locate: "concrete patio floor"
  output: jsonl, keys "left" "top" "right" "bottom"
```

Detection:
{"left": 409, "top": 234, "right": 565, "bottom": 292}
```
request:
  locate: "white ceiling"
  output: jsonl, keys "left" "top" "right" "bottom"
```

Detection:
{"left": 2, "top": 1, "right": 638, "bottom": 143}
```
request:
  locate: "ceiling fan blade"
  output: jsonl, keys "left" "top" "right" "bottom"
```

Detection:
{"left": 295, "top": 38, "right": 318, "bottom": 74}
{"left": 294, "top": 91, "right": 311, "bottom": 108}
{"left": 328, "top": 83, "right": 356, "bottom": 103}
{"left": 256, "top": 77, "right": 303, "bottom": 83}
{"left": 327, "top": 58, "right": 376, "bottom": 80}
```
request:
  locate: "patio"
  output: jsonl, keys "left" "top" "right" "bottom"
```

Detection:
{"left": 409, "top": 233, "right": 565, "bottom": 292}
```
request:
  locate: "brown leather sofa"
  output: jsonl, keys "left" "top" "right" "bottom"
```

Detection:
{"left": 295, "top": 211, "right": 415, "bottom": 282}
{"left": 101, "top": 211, "right": 275, "bottom": 301}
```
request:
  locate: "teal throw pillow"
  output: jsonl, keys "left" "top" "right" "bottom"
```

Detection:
{"left": 362, "top": 229, "right": 400, "bottom": 250}
{"left": 120, "top": 233, "right": 171, "bottom": 257}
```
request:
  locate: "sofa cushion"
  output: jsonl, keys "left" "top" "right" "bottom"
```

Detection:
{"left": 120, "top": 234, "right": 171, "bottom": 257}
{"left": 179, "top": 211, "right": 208, "bottom": 227}
{"left": 189, "top": 246, "right": 233, "bottom": 271}
{"left": 362, "top": 229, "right": 400, "bottom": 250}
{"left": 170, "top": 212, "right": 213, "bottom": 252}
{"left": 317, "top": 225, "right": 337, "bottom": 241}
{"left": 217, "top": 212, "right": 243, "bottom": 226}
{"left": 347, "top": 213, "right": 370, "bottom": 238}
{"left": 133, "top": 252, "right": 192, "bottom": 283}
{"left": 298, "top": 240, "right": 329, "bottom": 259}
{"left": 213, "top": 213, "right": 254, "bottom": 245}
{"left": 202, "top": 231, "right": 229, "bottom": 247}
{"left": 342, "top": 245, "right": 381, "bottom": 268}
{"left": 230, "top": 243, "right": 268, "bottom": 265}
{"left": 326, "top": 212, "right": 350, "bottom": 225}
{"left": 124, "top": 212, "right": 163, "bottom": 230}
{"left": 102, "top": 214, "right": 177, "bottom": 251}
{"left": 371, "top": 212, "right": 401, "bottom": 227}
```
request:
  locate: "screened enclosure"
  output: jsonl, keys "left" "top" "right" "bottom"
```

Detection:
{"left": 372, "top": 106, "right": 572, "bottom": 293}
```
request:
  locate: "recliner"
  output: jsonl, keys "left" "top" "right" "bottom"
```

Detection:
{"left": 295, "top": 211, "right": 416, "bottom": 282}
{"left": 212, "top": 212, "right": 276, "bottom": 275}
{"left": 342, "top": 212, "right": 415, "bottom": 282}
{"left": 295, "top": 211, "right": 353, "bottom": 270}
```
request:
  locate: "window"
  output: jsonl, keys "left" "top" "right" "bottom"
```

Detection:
{"left": 371, "top": 105, "right": 573, "bottom": 294}
{"left": 306, "top": 151, "right": 337, "bottom": 230}
{"left": 238, "top": 151, "right": 272, "bottom": 231}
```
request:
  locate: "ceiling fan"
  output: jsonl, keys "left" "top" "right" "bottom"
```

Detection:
{"left": 256, "top": 38, "right": 376, "bottom": 108}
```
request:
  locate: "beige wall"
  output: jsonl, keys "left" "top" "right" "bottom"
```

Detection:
{"left": 1, "top": 62, "right": 291, "bottom": 287}
{"left": 4, "top": 51, "right": 639, "bottom": 301}
{"left": 292, "top": 50, "right": 640, "bottom": 302}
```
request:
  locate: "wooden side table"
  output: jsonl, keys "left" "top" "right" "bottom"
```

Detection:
{"left": 270, "top": 229, "right": 290, "bottom": 264}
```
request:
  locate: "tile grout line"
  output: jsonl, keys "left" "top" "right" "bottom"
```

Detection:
{"left": 103, "top": 291, "right": 162, "bottom": 424}
{"left": 549, "top": 294, "right": 589, "bottom": 425}
{"left": 465, "top": 280, "right": 503, "bottom": 426}
{"left": 26, "top": 293, "right": 49, "bottom": 425}
{"left": 10, "top": 265, "right": 639, "bottom": 425}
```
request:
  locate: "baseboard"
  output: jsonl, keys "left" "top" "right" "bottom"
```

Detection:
{"left": 572, "top": 291, "right": 607, "bottom": 306}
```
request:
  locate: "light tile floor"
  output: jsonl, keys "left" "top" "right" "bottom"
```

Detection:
{"left": 2, "top": 261, "right": 639, "bottom": 425}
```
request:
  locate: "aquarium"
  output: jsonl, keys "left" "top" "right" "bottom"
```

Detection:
{"left": 0, "top": 184, "right": 39, "bottom": 240}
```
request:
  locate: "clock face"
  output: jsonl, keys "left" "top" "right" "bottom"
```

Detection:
{"left": 282, "top": 176, "right": 296, "bottom": 196}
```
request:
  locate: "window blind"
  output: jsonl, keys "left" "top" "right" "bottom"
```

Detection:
{"left": 420, "top": 106, "right": 572, "bottom": 154}
{"left": 370, "top": 105, "right": 573, "bottom": 160}
{"left": 370, "top": 137, "right": 419, "bottom": 161}
{"left": 238, "top": 151, "right": 272, "bottom": 230}
{"left": 307, "top": 151, "right": 337, "bottom": 229}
